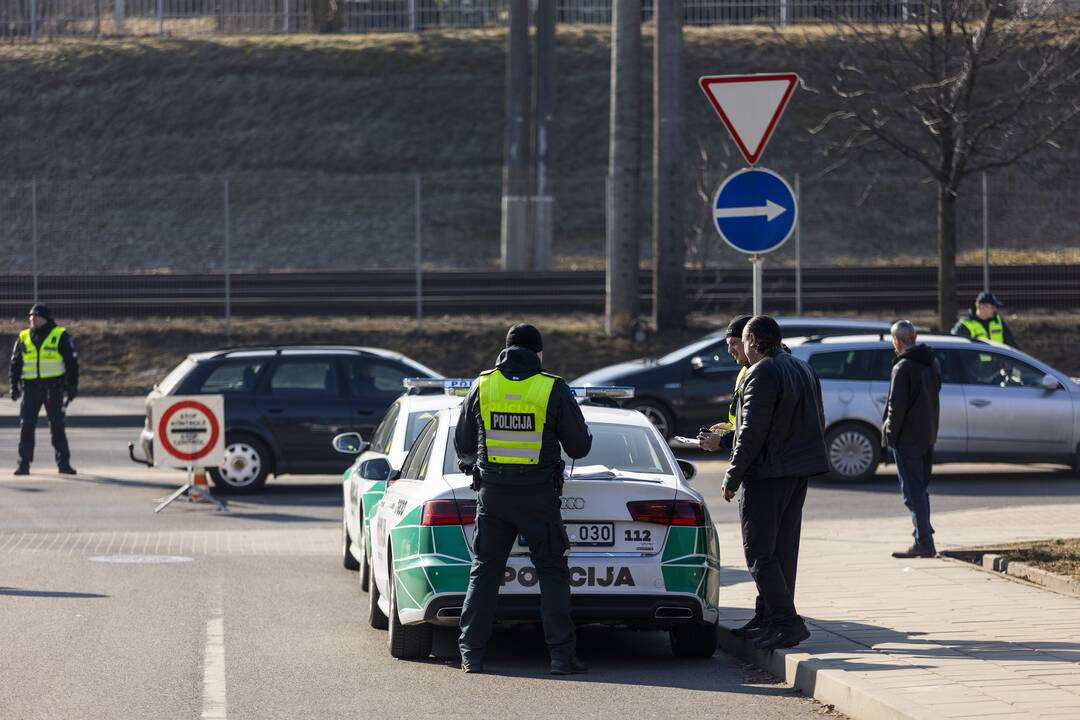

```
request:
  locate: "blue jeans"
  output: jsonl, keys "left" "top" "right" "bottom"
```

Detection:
{"left": 893, "top": 446, "right": 935, "bottom": 552}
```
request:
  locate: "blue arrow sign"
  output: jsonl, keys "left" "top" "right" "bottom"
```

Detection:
{"left": 712, "top": 168, "right": 798, "bottom": 254}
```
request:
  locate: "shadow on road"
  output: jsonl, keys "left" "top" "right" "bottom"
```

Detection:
{"left": 0, "top": 587, "right": 109, "bottom": 599}
{"left": 811, "top": 470, "right": 1080, "bottom": 499}
{"left": 210, "top": 511, "right": 333, "bottom": 524}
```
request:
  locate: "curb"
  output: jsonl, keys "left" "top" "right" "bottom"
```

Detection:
{"left": 0, "top": 416, "right": 144, "bottom": 429}
{"left": 718, "top": 625, "right": 937, "bottom": 720}
{"left": 942, "top": 550, "right": 1080, "bottom": 598}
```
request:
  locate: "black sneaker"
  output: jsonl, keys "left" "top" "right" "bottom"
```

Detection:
{"left": 550, "top": 657, "right": 588, "bottom": 675}
{"left": 892, "top": 545, "right": 936, "bottom": 559}
{"left": 730, "top": 615, "right": 764, "bottom": 637}
{"left": 754, "top": 624, "right": 812, "bottom": 651}
{"left": 460, "top": 658, "right": 484, "bottom": 674}
{"left": 13, "top": 463, "right": 29, "bottom": 476}
{"left": 57, "top": 464, "right": 77, "bottom": 475}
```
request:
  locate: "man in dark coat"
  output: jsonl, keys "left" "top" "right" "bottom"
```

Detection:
{"left": 721, "top": 316, "right": 828, "bottom": 651}
{"left": 883, "top": 320, "right": 942, "bottom": 558}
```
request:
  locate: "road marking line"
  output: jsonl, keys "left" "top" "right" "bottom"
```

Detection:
{"left": 202, "top": 611, "right": 227, "bottom": 720}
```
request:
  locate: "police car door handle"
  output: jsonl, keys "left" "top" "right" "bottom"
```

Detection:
{"left": 969, "top": 399, "right": 991, "bottom": 408}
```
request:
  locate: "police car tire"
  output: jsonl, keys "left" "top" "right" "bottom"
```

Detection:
{"left": 824, "top": 423, "right": 880, "bottom": 483}
{"left": 357, "top": 521, "right": 371, "bottom": 592}
{"left": 669, "top": 621, "right": 718, "bottom": 659}
{"left": 342, "top": 518, "right": 360, "bottom": 571}
{"left": 208, "top": 433, "right": 270, "bottom": 494}
{"left": 368, "top": 568, "right": 389, "bottom": 630}
{"left": 387, "top": 546, "right": 433, "bottom": 660}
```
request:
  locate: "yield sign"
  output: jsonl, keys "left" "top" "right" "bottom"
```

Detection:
{"left": 699, "top": 73, "right": 799, "bottom": 166}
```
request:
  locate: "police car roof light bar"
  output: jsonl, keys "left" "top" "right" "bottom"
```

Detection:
{"left": 402, "top": 377, "right": 474, "bottom": 396}
{"left": 569, "top": 386, "right": 635, "bottom": 400}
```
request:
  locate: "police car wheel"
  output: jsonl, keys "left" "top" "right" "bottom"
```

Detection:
{"left": 342, "top": 518, "right": 360, "bottom": 571}
{"left": 357, "top": 520, "right": 371, "bottom": 592}
{"left": 387, "top": 547, "right": 433, "bottom": 660}
{"left": 825, "top": 423, "right": 880, "bottom": 483}
{"left": 669, "top": 621, "right": 717, "bottom": 659}
{"left": 628, "top": 399, "right": 674, "bottom": 440}
{"left": 209, "top": 434, "right": 270, "bottom": 494}
{"left": 368, "top": 563, "right": 389, "bottom": 630}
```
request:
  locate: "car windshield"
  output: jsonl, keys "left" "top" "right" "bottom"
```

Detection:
{"left": 657, "top": 336, "right": 719, "bottom": 365}
{"left": 442, "top": 422, "right": 674, "bottom": 476}
{"left": 405, "top": 410, "right": 439, "bottom": 450}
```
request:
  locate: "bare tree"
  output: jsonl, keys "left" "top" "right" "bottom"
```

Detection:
{"left": 811, "top": 0, "right": 1080, "bottom": 331}
{"left": 607, "top": 0, "right": 642, "bottom": 336}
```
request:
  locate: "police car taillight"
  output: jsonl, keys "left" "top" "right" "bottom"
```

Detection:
{"left": 402, "top": 377, "right": 473, "bottom": 396}
{"left": 627, "top": 500, "right": 706, "bottom": 526}
{"left": 421, "top": 499, "right": 477, "bottom": 526}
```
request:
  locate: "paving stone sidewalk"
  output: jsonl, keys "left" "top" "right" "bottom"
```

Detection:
{"left": 717, "top": 504, "right": 1080, "bottom": 720}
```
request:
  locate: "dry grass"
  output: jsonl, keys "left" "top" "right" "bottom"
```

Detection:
{"left": 984, "top": 539, "right": 1080, "bottom": 582}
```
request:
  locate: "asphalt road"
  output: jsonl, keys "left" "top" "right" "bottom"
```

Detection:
{"left": 0, "top": 429, "right": 837, "bottom": 720}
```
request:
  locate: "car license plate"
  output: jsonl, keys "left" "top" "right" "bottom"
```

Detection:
{"left": 518, "top": 523, "right": 615, "bottom": 548}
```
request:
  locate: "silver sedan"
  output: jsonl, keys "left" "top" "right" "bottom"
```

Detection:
{"left": 786, "top": 335, "right": 1080, "bottom": 482}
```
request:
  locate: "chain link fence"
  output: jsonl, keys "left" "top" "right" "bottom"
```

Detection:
{"left": 1, "top": 168, "right": 1077, "bottom": 319}
{"left": 8, "top": 0, "right": 1076, "bottom": 41}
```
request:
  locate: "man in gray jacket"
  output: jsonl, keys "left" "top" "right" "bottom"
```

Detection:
{"left": 882, "top": 320, "right": 942, "bottom": 559}
{"left": 722, "top": 316, "right": 828, "bottom": 651}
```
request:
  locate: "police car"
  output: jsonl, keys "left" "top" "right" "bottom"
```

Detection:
{"left": 335, "top": 379, "right": 468, "bottom": 591}
{"left": 356, "top": 382, "right": 722, "bottom": 661}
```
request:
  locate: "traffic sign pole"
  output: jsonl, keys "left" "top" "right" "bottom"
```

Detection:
{"left": 752, "top": 255, "right": 763, "bottom": 316}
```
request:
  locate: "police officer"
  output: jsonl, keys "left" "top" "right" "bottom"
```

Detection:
{"left": 699, "top": 314, "right": 752, "bottom": 453}
{"left": 9, "top": 304, "right": 79, "bottom": 475}
{"left": 951, "top": 291, "right": 1018, "bottom": 348}
{"left": 455, "top": 323, "right": 592, "bottom": 675}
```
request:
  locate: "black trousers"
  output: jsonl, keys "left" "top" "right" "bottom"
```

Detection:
{"left": 739, "top": 475, "right": 808, "bottom": 629}
{"left": 18, "top": 380, "right": 71, "bottom": 466}
{"left": 459, "top": 483, "right": 575, "bottom": 664}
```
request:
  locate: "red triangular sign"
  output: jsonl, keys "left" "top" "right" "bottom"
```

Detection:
{"left": 699, "top": 73, "right": 799, "bottom": 166}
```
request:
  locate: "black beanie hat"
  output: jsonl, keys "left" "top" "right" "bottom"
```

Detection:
{"left": 506, "top": 323, "right": 543, "bottom": 354}
{"left": 28, "top": 304, "right": 52, "bottom": 321}
{"left": 725, "top": 314, "right": 753, "bottom": 338}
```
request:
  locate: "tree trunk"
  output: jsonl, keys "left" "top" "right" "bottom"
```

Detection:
{"left": 606, "top": 0, "right": 641, "bottom": 337}
{"left": 500, "top": 0, "right": 532, "bottom": 271}
{"left": 937, "top": 182, "right": 958, "bottom": 333}
{"left": 652, "top": 0, "right": 685, "bottom": 330}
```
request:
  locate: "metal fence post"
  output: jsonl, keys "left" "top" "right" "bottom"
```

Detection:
{"left": 415, "top": 174, "right": 423, "bottom": 332}
{"left": 408, "top": 0, "right": 417, "bottom": 31}
{"left": 115, "top": 0, "right": 125, "bottom": 33}
{"left": 982, "top": 171, "right": 990, "bottom": 293}
{"left": 31, "top": 177, "right": 39, "bottom": 303}
{"left": 795, "top": 172, "right": 802, "bottom": 316}
{"left": 158, "top": 0, "right": 165, "bottom": 35}
{"left": 223, "top": 177, "right": 232, "bottom": 342}
{"left": 30, "top": 0, "right": 38, "bottom": 42}
{"left": 283, "top": 0, "right": 289, "bottom": 32}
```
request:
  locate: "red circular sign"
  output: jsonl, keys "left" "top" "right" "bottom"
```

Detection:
{"left": 157, "top": 400, "right": 221, "bottom": 462}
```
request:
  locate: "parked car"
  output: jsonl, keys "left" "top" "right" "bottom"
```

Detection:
{"left": 132, "top": 346, "right": 441, "bottom": 492}
{"left": 356, "top": 395, "right": 721, "bottom": 660}
{"left": 571, "top": 317, "right": 896, "bottom": 438}
{"left": 786, "top": 335, "right": 1080, "bottom": 481}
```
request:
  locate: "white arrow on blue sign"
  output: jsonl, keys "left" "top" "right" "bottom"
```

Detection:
{"left": 712, "top": 167, "right": 798, "bottom": 255}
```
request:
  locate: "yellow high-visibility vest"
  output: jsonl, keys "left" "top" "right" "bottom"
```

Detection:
{"left": 961, "top": 316, "right": 1004, "bottom": 343}
{"left": 19, "top": 326, "right": 66, "bottom": 380}
{"left": 728, "top": 365, "right": 748, "bottom": 427}
{"left": 477, "top": 369, "right": 557, "bottom": 465}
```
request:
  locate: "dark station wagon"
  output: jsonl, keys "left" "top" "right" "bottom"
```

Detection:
{"left": 132, "top": 346, "right": 440, "bottom": 493}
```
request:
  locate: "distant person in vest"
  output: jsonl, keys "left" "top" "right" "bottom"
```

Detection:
{"left": 951, "top": 291, "right": 1018, "bottom": 348}
{"left": 9, "top": 304, "right": 79, "bottom": 475}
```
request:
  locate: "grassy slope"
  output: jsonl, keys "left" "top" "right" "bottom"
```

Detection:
{"left": 2, "top": 28, "right": 1077, "bottom": 269}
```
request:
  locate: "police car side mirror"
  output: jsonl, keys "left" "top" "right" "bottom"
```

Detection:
{"left": 677, "top": 459, "right": 697, "bottom": 482}
{"left": 333, "top": 432, "right": 367, "bottom": 455}
{"left": 689, "top": 356, "right": 707, "bottom": 374}
{"left": 359, "top": 457, "right": 393, "bottom": 481}
{"left": 1041, "top": 374, "right": 1060, "bottom": 391}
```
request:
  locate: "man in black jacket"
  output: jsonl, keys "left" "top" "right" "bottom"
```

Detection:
{"left": 722, "top": 316, "right": 828, "bottom": 651}
{"left": 9, "top": 304, "right": 79, "bottom": 475}
{"left": 883, "top": 320, "right": 942, "bottom": 559}
{"left": 455, "top": 323, "right": 592, "bottom": 675}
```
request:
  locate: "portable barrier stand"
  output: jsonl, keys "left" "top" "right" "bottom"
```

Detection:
{"left": 151, "top": 395, "right": 228, "bottom": 513}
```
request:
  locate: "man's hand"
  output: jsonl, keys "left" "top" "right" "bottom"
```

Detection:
{"left": 10, "top": 386, "right": 20, "bottom": 402}
{"left": 722, "top": 483, "right": 736, "bottom": 503}
{"left": 698, "top": 431, "right": 722, "bottom": 453}
{"left": 66, "top": 386, "right": 77, "bottom": 403}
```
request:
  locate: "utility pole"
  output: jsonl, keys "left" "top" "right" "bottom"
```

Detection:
{"left": 500, "top": 0, "right": 532, "bottom": 270}
{"left": 652, "top": 0, "right": 686, "bottom": 329}
{"left": 606, "top": 0, "right": 642, "bottom": 336}
{"left": 531, "top": 0, "right": 556, "bottom": 271}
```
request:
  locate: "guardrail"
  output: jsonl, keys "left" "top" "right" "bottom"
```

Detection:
{"left": 0, "top": 265, "right": 1074, "bottom": 319}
